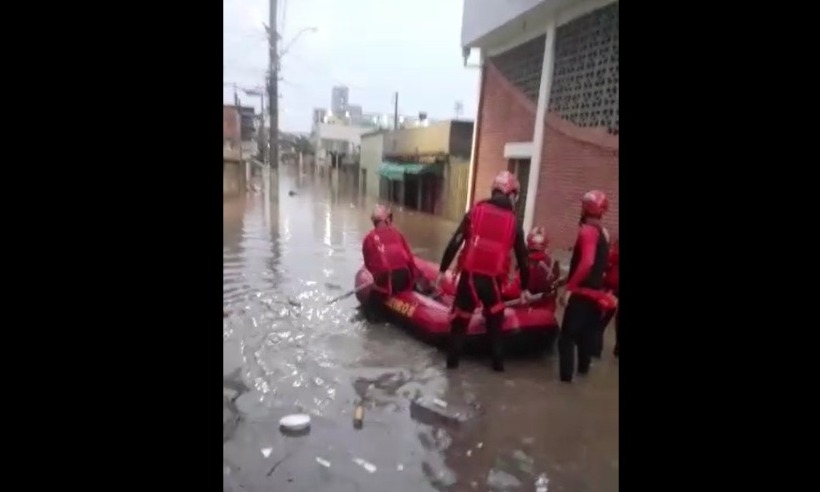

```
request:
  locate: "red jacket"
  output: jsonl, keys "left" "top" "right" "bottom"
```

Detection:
{"left": 362, "top": 225, "right": 417, "bottom": 294}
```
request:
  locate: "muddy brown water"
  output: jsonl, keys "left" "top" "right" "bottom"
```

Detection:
{"left": 223, "top": 166, "right": 618, "bottom": 492}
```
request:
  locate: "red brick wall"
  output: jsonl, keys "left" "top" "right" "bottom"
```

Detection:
{"left": 471, "top": 62, "right": 536, "bottom": 202}
{"left": 532, "top": 113, "right": 619, "bottom": 250}
{"left": 472, "top": 60, "right": 619, "bottom": 251}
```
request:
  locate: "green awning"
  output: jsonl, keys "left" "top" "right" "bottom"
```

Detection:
{"left": 378, "top": 162, "right": 443, "bottom": 181}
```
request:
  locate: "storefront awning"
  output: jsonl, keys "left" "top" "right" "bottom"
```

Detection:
{"left": 378, "top": 162, "right": 443, "bottom": 181}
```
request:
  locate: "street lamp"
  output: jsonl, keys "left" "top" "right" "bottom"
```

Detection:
{"left": 280, "top": 27, "right": 318, "bottom": 58}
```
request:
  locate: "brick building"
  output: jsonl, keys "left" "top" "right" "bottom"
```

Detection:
{"left": 223, "top": 105, "right": 240, "bottom": 150}
{"left": 462, "top": 0, "right": 618, "bottom": 248}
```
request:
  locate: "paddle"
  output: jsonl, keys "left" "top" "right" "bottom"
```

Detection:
{"left": 325, "top": 282, "right": 372, "bottom": 305}
{"left": 500, "top": 292, "right": 545, "bottom": 308}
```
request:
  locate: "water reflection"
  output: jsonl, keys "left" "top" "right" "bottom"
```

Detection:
{"left": 223, "top": 164, "right": 618, "bottom": 492}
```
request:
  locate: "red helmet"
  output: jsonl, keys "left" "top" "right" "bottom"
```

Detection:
{"left": 526, "top": 226, "right": 548, "bottom": 251}
{"left": 581, "top": 190, "right": 609, "bottom": 217}
{"left": 371, "top": 204, "right": 392, "bottom": 223}
{"left": 492, "top": 171, "right": 520, "bottom": 196}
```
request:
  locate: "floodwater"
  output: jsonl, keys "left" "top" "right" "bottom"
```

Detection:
{"left": 223, "top": 165, "right": 618, "bottom": 492}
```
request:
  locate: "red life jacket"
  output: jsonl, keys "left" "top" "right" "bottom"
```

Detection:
{"left": 362, "top": 226, "right": 412, "bottom": 292}
{"left": 526, "top": 250, "right": 552, "bottom": 294}
{"left": 460, "top": 201, "right": 517, "bottom": 277}
{"left": 501, "top": 251, "right": 552, "bottom": 299}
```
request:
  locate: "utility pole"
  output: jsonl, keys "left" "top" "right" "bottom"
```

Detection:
{"left": 234, "top": 84, "right": 250, "bottom": 189}
{"left": 259, "top": 90, "right": 265, "bottom": 165}
{"left": 393, "top": 92, "right": 399, "bottom": 130}
{"left": 268, "top": 0, "right": 279, "bottom": 170}
{"left": 233, "top": 83, "right": 241, "bottom": 160}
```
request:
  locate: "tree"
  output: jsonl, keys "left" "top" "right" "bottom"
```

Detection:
{"left": 294, "top": 135, "right": 314, "bottom": 155}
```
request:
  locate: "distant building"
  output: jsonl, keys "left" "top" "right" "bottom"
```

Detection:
{"left": 359, "top": 129, "right": 387, "bottom": 199}
{"left": 313, "top": 108, "right": 327, "bottom": 125}
{"left": 331, "top": 86, "right": 349, "bottom": 117}
{"left": 370, "top": 120, "right": 474, "bottom": 221}
{"left": 348, "top": 104, "right": 363, "bottom": 124}
{"left": 237, "top": 106, "right": 255, "bottom": 141}
{"left": 312, "top": 122, "right": 372, "bottom": 168}
{"left": 223, "top": 105, "right": 240, "bottom": 149}
{"left": 363, "top": 112, "right": 387, "bottom": 128}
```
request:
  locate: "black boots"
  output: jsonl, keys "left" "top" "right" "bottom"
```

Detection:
{"left": 446, "top": 351, "right": 460, "bottom": 369}
{"left": 446, "top": 328, "right": 466, "bottom": 369}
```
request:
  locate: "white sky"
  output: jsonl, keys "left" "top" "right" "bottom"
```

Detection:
{"left": 223, "top": 0, "right": 479, "bottom": 132}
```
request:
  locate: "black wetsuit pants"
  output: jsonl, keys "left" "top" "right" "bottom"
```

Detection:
{"left": 559, "top": 295, "right": 602, "bottom": 382}
{"left": 449, "top": 272, "right": 506, "bottom": 371}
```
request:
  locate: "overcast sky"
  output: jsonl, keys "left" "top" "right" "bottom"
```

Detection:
{"left": 223, "top": 0, "right": 479, "bottom": 132}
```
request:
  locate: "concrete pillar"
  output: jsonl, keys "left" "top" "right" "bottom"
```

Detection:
{"left": 465, "top": 51, "right": 485, "bottom": 211}
{"left": 522, "top": 19, "right": 557, "bottom": 233}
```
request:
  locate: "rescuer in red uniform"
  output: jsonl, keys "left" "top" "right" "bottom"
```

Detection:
{"left": 361, "top": 205, "right": 421, "bottom": 314}
{"left": 501, "top": 226, "right": 555, "bottom": 305}
{"left": 434, "top": 171, "right": 531, "bottom": 372}
{"left": 558, "top": 190, "right": 617, "bottom": 382}
{"left": 593, "top": 236, "right": 619, "bottom": 358}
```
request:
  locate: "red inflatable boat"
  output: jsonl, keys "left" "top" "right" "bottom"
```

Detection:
{"left": 354, "top": 256, "right": 559, "bottom": 351}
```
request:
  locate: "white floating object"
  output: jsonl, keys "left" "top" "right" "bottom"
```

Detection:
{"left": 353, "top": 457, "right": 377, "bottom": 473}
{"left": 279, "top": 413, "right": 311, "bottom": 431}
{"left": 261, "top": 447, "right": 273, "bottom": 458}
{"left": 433, "top": 398, "right": 448, "bottom": 408}
{"left": 315, "top": 457, "right": 331, "bottom": 468}
{"left": 476, "top": 442, "right": 484, "bottom": 449}
{"left": 397, "top": 464, "right": 404, "bottom": 471}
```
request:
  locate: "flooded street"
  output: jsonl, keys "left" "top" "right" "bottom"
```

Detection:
{"left": 223, "top": 166, "right": 618, "bottom": 492}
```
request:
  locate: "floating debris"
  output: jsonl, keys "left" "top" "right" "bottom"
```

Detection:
{"left": 512, "top": 449, "right": 535, "bottom": 475}
{"left": 315, "top": 457, "right": 331, "bottom": 468}
{"left": 353, "top": 457, "right": 377, "bottom": 473}
{"left": 396, "top": 464, "right": 404, "bottom": 471}
{"left": 288, "top": 190, "right": 297, "bottom": 196}
{"left": 476, "top": 442, "right": 484, "bottom": 449}
{"left": 261, "top": 447, "right": 273, "bottom": 458}
{"left": 410, "top": 397, "right": 467, "bottom": 427}
{"left": 487, "top": 468, "right": 522, "bottom": 489}
{"left": 353, "top": 404, "right": 365, "bottom": 429}
{"left": 279, "top": 414, "right": 311, "bottom": 432}
{"left": 287, "top": 298, "right": 302, "bottom": 307}
{"left": 535, "top": 473, "right": 549, "bottom": 492}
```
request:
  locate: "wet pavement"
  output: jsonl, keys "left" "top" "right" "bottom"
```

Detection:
{"left": 223, "top": 166, "right": 618, "bottom": 492}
